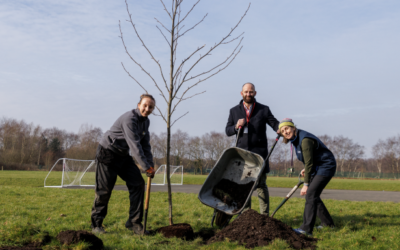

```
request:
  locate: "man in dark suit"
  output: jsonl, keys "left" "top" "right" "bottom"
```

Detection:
{"left": 225, "top": 82, "right": 279, "bottom": 215}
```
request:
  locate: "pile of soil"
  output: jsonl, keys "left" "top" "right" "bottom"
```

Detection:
{"left": 57, "top": 230, "right": 103, "bottom": 250}
{"left": 213, "top": 178, "right": 254, "bottom": 208}
{"left": 157, "top": 223, "right": 195, "bottom": 240}
{"left": 208, "top": 209, "right": 317, "bottom": 249}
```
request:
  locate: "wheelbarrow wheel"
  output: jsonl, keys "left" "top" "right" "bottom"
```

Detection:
{"left": 215, "top": 211, "right": 232, "bottom": 228}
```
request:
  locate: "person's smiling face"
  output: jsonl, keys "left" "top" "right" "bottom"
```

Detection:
{"left": 241, "top": 83, "right": 256, "bottom": 104}
{"left": 138, "top": 98, "right": 155, "bottom": 117}
{"left": 280, "top": 126, "right": 296, "bottom": 140}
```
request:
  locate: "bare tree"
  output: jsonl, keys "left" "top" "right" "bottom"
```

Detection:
{"left": 372, "top": 136, "right": 400, "bottom": 179}
{"left": 187, "top": 136, "right": 206, "bottom": 175}
{"left": 328, "top": 135, "right": 364, "bottom": 176}
{"left": 119, "top": 0, "right": 250, "bottom": 225}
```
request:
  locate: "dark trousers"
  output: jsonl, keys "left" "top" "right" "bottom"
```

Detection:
{"left": 91, "top": 146, "right": 145, "bottom": 228}
{"left": 239, "top": 133, "right": 271, "bottom": 215}
{"left": 300, "top": 175, "right": 334, "bottom": 234}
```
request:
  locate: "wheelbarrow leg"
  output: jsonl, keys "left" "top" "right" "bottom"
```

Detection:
{"left": 211, "top": 209, "right": 217, "bottom": 227}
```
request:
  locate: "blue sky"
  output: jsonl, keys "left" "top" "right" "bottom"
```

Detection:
{"left": 1, "top": 0, "right": 399, "bottom": 157}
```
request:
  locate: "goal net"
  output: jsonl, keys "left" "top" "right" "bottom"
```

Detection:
{"left": 44, "top": 158, "right": 96, "bottom": 188}
{"left": 152, "top": 164, "right": 183, "bottom": 185}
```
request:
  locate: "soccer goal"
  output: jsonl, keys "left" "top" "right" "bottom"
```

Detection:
{"left": 152, "top": 164, "right": 183, "bottom": 185}
{"left": 44, "top": 158, "right": 96, "bottom": 188}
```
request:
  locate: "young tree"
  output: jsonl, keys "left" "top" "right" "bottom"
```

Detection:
{"left": 119, "top": 0, "right": 249, "bottom": 225}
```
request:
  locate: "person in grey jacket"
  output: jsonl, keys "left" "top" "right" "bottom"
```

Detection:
{"left": 91, "top": 94, "right": 156, "bottom": 235}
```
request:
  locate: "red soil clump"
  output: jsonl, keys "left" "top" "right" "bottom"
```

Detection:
{"left": 208, "top": 209, "right": 317, "bottom": 249}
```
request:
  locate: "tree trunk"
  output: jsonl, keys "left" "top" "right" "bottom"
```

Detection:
{"left": 37, "top": 141, "right": 42, "bottom": 166}
{"left": 165, "top": 0, "right": 177, "bottom": 226}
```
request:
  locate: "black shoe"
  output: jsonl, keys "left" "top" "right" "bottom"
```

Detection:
{"left": 127, "top": 223, "right": 149, "bottom": 235}
{"left": 92, "top": 227, "right": 106, "bottom": 234}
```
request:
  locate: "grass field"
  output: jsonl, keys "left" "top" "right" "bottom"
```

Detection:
{"left": 1, "top": 170, "right": 400, "bottom": 191}
{"left": 0, "top": 183, "right": 399, "bottom": 249}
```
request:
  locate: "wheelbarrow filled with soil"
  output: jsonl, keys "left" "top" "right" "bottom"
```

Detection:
{"left": 198, "top": 129, "right": 280, "bottom": 227}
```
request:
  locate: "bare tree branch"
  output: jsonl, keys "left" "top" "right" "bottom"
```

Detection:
{"left": 153, "top": 106, "right": 167, "bottom": 123}
{"left": 174, "top": 44, "right": 243, "bottom": 106}
{"left": 176, "top": 13, "right": 208, "bottom": 40}
{"left": 183, "top": 37, "right": 243, "bottom": 83}
{"left": 159, "top": 0, "right": 172, "bottom": 20}
{"left": 155, "top": 18, "right": 171, "bottom": 33}
{"left": 173, "top": 3, "right": 250, "bottom": 96}
{"left": 119, "top": 21, "right": 168, "bottom": 104}
{"left": 175, "top": 0, "right": 201, "bottom": 27}
{"left": 171, "top": 112, "right": 189, "bottom": 127}
{"left": 222, "top": 32, "right": 245, "bottom": 44}
{"left": 124, "top": 0, "right": 170, "bottom": 92}
{"left": 121, "top": 62, "right": 148, "bottom": 93}
{"left": 156, "top": 26, "right": 171, "bottom": 46}
{"left": 173, "top": 45, "right": 205, "bottom": 80}
{"left": 171, "top": 90, "right": 206, "bottom": 115}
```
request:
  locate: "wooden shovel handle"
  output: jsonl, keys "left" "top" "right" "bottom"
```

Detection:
{"left": 145, "top": 177, "right": 151, "bottom": 210}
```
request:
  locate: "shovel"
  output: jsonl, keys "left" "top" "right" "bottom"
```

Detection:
{"left": 143, "top": 176, "right": 151, "bottom": 234}
{"left": 270, "top": 172, "right": 304, "bottom": 218}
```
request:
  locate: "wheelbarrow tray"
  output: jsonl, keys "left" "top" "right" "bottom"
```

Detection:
{"left": 198, "top": 147, "right": 265, "bottom": 216}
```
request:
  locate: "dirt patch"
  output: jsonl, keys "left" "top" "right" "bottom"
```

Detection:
{"left": 56, "top": 230, "right": 103, "bottom": 250}
{"left": 157, "top": 223, "right": 195, "bottom": 240}
{"left": 194, "top": 228, "right": 216, "bottom": 243}
{"left": 0, "top": 245, "right": 42, "bottom": 250}
{"left": 213, "top": 178, "right": 254, "bottom": 208}
{"left": 208, "top": 209, "right": 317, "bottom": 249}
{"left": 0, "top": 232, "right": 50, "bottom": 250}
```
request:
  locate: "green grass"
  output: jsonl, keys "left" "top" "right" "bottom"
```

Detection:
{"left": 1, "top": 170, "right": 400, "bottom": 191}
{"left": 0, "top": 185, "right": 399, "bottom": 249}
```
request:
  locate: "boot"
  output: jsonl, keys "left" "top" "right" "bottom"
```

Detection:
{"left": 92, "top": 227, "right": 106, "bottom": 234}
{"left": 127, "top": 222, "right": 149, "bottom": 235}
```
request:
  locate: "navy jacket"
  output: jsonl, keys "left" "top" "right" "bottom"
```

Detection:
{"left": 226, "top": 99, "right": 279, "bottom": 171}
{"left": 291, "top": 129, "right": 336, "bottom": 177}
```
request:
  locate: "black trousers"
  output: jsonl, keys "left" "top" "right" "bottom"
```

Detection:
{"left": 299, "top": 175, "right": 334, "bottom": 234}
{"left": 91, "top": 145, "right": 145, "bottom": 228}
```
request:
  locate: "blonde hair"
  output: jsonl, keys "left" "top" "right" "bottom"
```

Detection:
{"left": 138, "top": 94, "right": 156, "bottom": 105}
{"left": 282, "top": 126, "right": 298, "bottom": 144}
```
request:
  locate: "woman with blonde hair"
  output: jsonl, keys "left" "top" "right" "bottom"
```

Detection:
{"left": 279, "top": 118, "right": 336, "bottom": 236}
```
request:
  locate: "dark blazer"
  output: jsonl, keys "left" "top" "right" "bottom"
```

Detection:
{"left": 226, "top": 99, "right": 279, "bottom": 166}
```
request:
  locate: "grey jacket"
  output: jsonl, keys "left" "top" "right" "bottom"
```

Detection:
{"left": 99, "top": 109, "right": 154, "bottom": 171}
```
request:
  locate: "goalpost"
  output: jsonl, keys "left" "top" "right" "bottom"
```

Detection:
{"left": 44, "top": 158, "right": 96, "bottom": 188}
{"left": 152, "top": 164, "right": 183, "bottom": 185}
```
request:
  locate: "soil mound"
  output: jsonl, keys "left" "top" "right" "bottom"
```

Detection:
{"left": 208, "top": 209, "right": 317, "bottom": 249}
{"left": 213, "top": 178, "right": 254, "bottom": 208}
{"left": 157, "top": 223, "right": 195, "bottom": 240}
{"left": 56, "top": 230, "right": 103, "bottom": 250}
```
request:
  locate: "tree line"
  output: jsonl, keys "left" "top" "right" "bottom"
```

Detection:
{"left": 1, "top": 117, "right": 399, "bottom": 178}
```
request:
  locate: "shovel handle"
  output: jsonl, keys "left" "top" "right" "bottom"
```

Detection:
{"left": 143, "top": 176, "right": 151, "bottom": 234}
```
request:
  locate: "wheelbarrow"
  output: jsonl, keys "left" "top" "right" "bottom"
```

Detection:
{"left": 198, "top": 128, "right": 281, "bottom": 227}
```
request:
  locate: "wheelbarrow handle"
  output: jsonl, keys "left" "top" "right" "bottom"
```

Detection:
{"left": 262, "top": 134, "right": 281, "bottom": 166}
